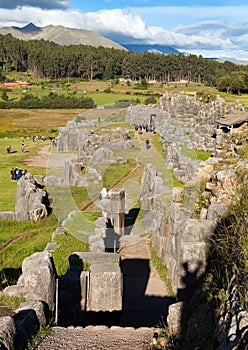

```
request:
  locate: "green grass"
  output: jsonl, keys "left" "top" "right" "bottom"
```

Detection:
{"left": 103, "top": 160, "right": 135, "bottom": 189}
{"left": 0, "top": 137, "right": 50, "bottom": 211}
{"left": 0, "top": 216, "right": 57, "bottom": 247}
{"left": 0, "top": 293, "right": 25, "bottom": 308}
{"left": 180, "top": 145, "right": 212, "bottom": 161}
{"left": 63, "top": 211, "right": 102, "bottom": 238}
{"left": 0, "top": 227, "right": 54, "bottom": 289}
{"left": 51, "top": 232, "right": 89, "bottom": 276}
{"left": 150, "top": 242, "right": 174, "bottom": 297}
{"left": 26, "top": 325, "right": 52, "bottom": 349}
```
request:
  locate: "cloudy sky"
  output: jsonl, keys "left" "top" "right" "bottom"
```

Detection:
{"left": 1, "top": 0, "right": 248, "bottom": 61}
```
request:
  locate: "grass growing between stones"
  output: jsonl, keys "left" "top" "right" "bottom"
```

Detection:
{"left": 26, "top": 325, "right": 52, "bottom": 350}
{"left": 0, "top": 293, "right": 25, "bottom": 309}
{"left": 179, "top": 145, "right": 212, "bottom": 161}
{"left": 149, "top": 242, "right": 174, "bottom": 298}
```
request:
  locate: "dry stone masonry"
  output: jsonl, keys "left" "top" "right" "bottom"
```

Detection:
{"left": 126, "top": 94, "right": 248, "bottom": 348}
{"left": 1, "top": 95, "right": 248, "bottom": 349}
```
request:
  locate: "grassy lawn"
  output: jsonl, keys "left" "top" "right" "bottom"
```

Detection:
{"left": 0, "top": 224, "right": 55, "bottom": 289}
{"left": 0, "top": 137, "right": 51, "bottom": 210}
{"left": 0, "top": 108, "right": 82, "bottom": 138}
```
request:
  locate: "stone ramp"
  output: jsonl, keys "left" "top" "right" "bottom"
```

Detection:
{"left": 118, "top": 237, "right": 173, "bottom": 328}
{"left": 35, "top": 325, "right": 155, "bottom": 350}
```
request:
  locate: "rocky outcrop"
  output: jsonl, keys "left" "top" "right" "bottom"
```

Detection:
{"left": 1, "top": 252, "right": 56, "bottom": 349}
{"left": 0, "top": 173, "right": 50, "bottom": 221}
{"left": 15, "top": 173, "right": 49, "bottom": 221}
{"left": 0, "top": 316, "right": 16, "bottom": 350}
{"left": 4, "top": 251, "right": 56, "bottom": 312}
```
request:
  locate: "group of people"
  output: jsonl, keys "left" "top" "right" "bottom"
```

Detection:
{"left": 32, "top": 135, "right": 46, "bottom": 142}
{"left": 10, "top": 167, "right": 27, "bottom": 181}
{"left": 6, "top": 139, "right": 25, "bottom": 154}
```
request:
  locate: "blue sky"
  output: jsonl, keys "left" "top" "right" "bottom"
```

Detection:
{"left": 0, "top": 0, "right": 248, "bottom": 61}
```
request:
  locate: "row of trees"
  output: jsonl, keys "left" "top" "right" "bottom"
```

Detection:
{"left": 0, "top": 91, "right": 94, "bottom": 109}
{"left": 1, "top": 33, "right": 248, "bottom": 93}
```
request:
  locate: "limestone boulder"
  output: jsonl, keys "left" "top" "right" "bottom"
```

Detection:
{"left": 0, "top": 211, "right": 15, "bottom": 220}
{"left": 15, "top": 173, "right": 49, "bottom": 221}
{"left": 0, "top": 316, "right": 16, "bottom": 350}
{"left": 4, "top": 251, "right": 56, "bottom": 312}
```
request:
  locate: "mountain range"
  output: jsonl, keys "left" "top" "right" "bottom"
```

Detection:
{"left": 0, "top": 23, "right": 126, "bottom": 50}
{"left": 0, "top": 23, "right": 179, "bottom": 55}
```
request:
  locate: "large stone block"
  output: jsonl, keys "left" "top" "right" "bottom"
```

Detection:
{"left": 15, "top": 174, "right": 49, "bottom": 221}
{"left": 4, "top": 251, "right": 56, "bottom": 312}
{"left": 87, "top": 264, "right": 122, "bottom": 312}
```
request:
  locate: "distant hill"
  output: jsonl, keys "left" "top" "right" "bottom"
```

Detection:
{"left": 0, "top": 23, "right": 126, "bottom": 50}
{"left": 120, "top": 43, "right": 180, "bottom": 55}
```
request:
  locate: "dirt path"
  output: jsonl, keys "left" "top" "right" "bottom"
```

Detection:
{"left": 118, "top": 236, "right": 172, "bottom": 328}
{"left": 35, "top": 325, "right": 155, "bottom": 350}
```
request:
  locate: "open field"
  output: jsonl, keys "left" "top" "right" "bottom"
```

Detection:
{"left": 0, "top": 108, "right": 82, "bottom": 137}
{"left": 3, "top": 69, "right": 248, "bottom": 108}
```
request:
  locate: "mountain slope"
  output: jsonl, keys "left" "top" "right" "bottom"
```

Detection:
{"left": 122, "top": 43, "right": 180, "bottom": 54}
{"left": 0, "top": 23, "right": 126, "bottom": 50}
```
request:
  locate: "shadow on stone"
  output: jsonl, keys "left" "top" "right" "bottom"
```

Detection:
{"left": 124, "top": 208, "right": 140, "bottom": 235}
{"left": 0, "top": 268, "right": 22, "bottom": 290}
{"left": 120, "top": 258, "right": 175, "bottom": 328}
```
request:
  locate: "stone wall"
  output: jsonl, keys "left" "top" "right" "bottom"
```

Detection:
{"left": 140, "top": 164, "right": 216, "bottom": 294}
{"left": 1, "top": 251, "right": 56, "bottom": 349}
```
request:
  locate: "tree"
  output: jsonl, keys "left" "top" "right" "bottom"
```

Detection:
{"left": 1, "top": 89, "right": 8, "bottom": 101}
{"left": 217, "top": 72, "right": 248, "bottom": 94}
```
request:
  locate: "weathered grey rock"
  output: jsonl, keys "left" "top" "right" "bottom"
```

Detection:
{"left": 75, "top": 251, "right": 119, "bottom": 265}
{"left": 15, "top": 173, "right": 49, "bottom": 221}
{"left": 90, "top": 147, "right": 114, "bottom": 165}
{"left": 87, "top": 264, "right": 122, "bottom": 312}
{"left": 0, "top": 316, "right": 16, "bottom": 350}
{"left": 45, "top": 241, "right": 60, "bottom": 251}
{"left": 167, "top": 302, "right": 184, "bottom": 334}
{"left": 4, "top": 251, "right": 56, "bottom": 312}
{"left": 207, "top": 203, "right": 228, "bottom": 221}
{"left": 80, "top": 271, "right": 89, "bottom": 311}
{"left": 0, "top": 211, "right": 15, "bottom": 220}
{"left": 17, "top": 300, "right": 49, "bottom": 327}
{"left": 45, "top": 175, "right": 63, "bottom": 187}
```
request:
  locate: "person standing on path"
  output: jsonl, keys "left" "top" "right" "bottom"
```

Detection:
{"left": 21, "top": 139, "right": 25, "bottom": 153}
{"left": 145, "top": 139, "right": 150, "bottom": 150}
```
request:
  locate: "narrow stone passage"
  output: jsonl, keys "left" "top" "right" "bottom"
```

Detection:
{"left": 35, "top": 237, "right": 172, "bottom": 349}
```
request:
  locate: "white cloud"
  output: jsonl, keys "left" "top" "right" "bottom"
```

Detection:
{"left": 0, "top": 0, "right": 71, "bottom": 10}
{"left": 0, "top": 6, "right": 248, "bottom": 59}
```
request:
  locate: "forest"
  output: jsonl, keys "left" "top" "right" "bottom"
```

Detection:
{"left": 1, "top": 33, "right": 248, "bottom": 94}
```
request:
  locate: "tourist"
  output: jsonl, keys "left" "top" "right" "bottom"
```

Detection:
{"left": 10, "top": 168, "right": 15, "bottom": 181}
{"left": 99, "top": 187, "right": 108, "bottom": 200}
{"left": 145, "top": 139, "right": 150, "bottom": 150}
{"left": 7, "top": 145, "right": 11, "bottom": 154}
